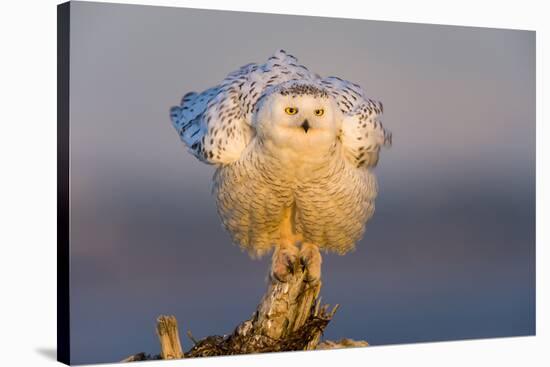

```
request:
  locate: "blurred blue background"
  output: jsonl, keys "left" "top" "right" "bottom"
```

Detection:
{"left": 68, "top": 2, "right": 535, "bottom": 364}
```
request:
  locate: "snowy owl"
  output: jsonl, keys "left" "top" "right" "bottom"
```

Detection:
{"left": 170, "top": 49, "right": 391, "bottom": 282}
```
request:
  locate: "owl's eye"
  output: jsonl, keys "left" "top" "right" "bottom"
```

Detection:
{"left": 284, "top": 107, "right": 298, "bottom": 115}
{"left": 314, "top": 109, "right": 325, "bottom": 116}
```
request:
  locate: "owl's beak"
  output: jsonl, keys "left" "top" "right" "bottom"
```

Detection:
{"left": 301, "top": 119, "right": 310, "bottom": 133}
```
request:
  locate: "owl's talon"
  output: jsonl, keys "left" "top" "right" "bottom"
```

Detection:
{"left": 300, "top": 243, "right": 322, "bottom": 283}
{"left": 271, "top": 245, "right": 299, "bottom": 282}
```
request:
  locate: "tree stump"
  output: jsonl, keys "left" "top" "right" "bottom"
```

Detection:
{"left": 123, "top": 255, "right": 366, "bottom": 361}
{"left": 184, "top": 258, "right": 338, "bottom": 357}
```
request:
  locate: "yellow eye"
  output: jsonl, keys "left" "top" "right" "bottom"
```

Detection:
{"left": 314, "top": 108, "right": 325, "bottom": 116}
{"left": 285, "top": 107, "right": 298, "bottom": 115}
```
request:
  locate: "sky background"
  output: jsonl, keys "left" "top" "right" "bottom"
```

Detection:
{"left": 68, "top": 1, "right": 535, "bottom": 364}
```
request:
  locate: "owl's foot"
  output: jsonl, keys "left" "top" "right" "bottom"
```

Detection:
{"left": 300, "top": 243, "right": 322, "bottom": 283}
{"left": 271, "top": 244, "right": 299, "bottom": 282}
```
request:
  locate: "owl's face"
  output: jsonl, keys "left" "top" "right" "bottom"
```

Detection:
{"left": 255, "top": 85, "right": 341, "bottom": 153}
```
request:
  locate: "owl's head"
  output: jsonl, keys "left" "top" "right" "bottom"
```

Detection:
{"left": 253, "top": 81, "right": 340, "bottom": 152}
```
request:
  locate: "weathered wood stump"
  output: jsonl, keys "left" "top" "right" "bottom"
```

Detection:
{"left": 184, "top": 258, "right": 338, "bottom": 357}
{"left": 123, "top": 256, "right": 366, "bottom": 362}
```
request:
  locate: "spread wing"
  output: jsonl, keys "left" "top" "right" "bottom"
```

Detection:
{"left": 321, "top": 77, "right": 392, "bottom": 168}
{"left": 170, "top": 49, "right": 319, "bottom": 165}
